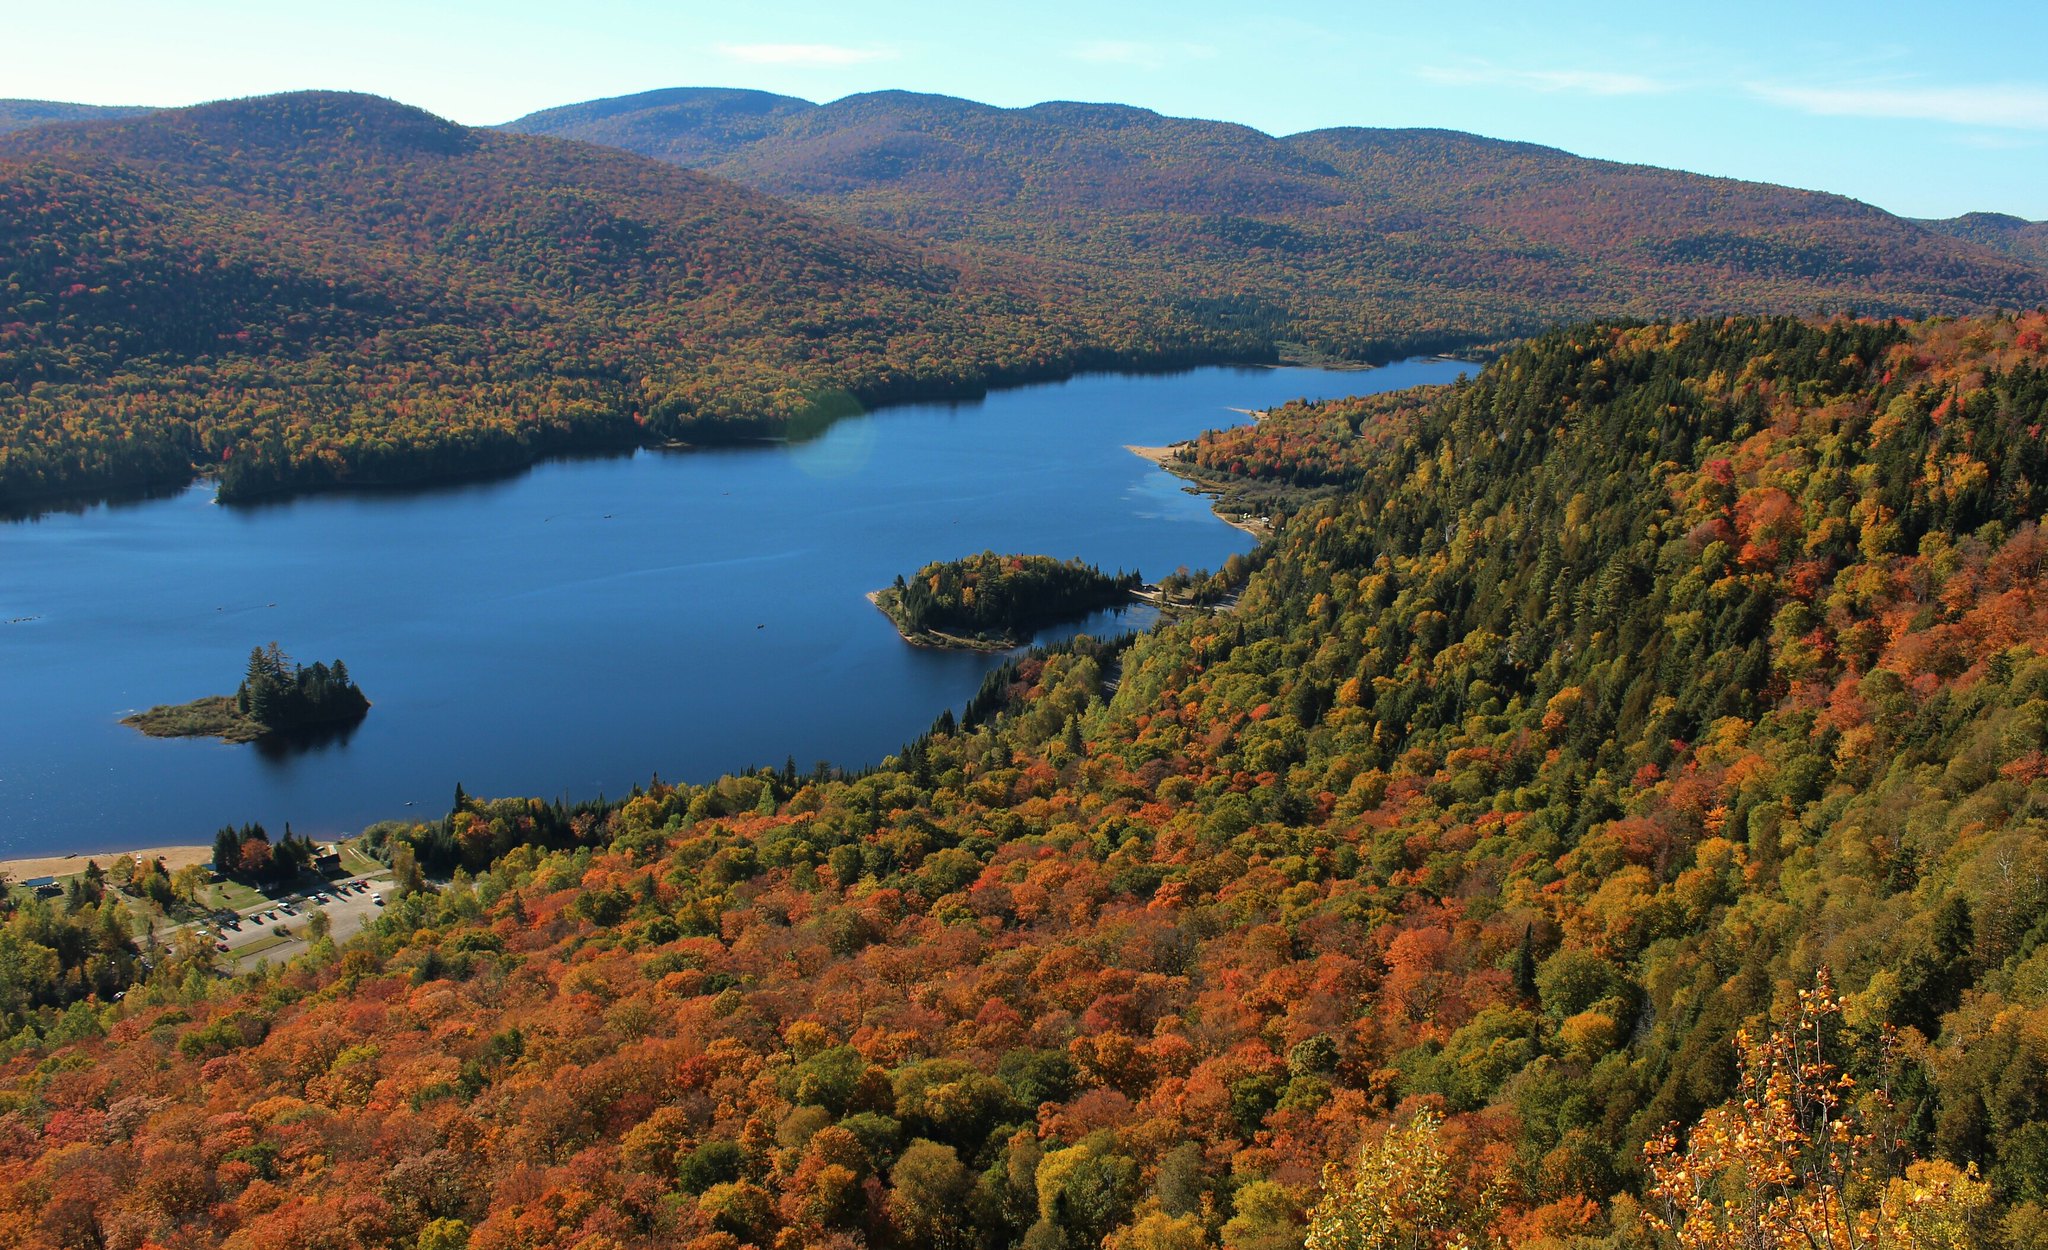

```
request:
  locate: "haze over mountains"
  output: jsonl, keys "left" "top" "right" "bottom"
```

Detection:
{"left": 506, "top": 87, "right": 2048, "bottom": 359}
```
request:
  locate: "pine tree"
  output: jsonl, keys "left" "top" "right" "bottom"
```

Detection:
{"left": 1514, "top": 925, "right": 1538, "bottom": 1001}
{"left": 213, "top": 826, "right": 242, "bottom": 875}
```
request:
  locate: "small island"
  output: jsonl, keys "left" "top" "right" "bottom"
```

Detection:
{"left": 871, "top": 551, "right": 1141, "bottom": 650}
{"left": 124, "top": 643, "right": 370, "bottom": 742}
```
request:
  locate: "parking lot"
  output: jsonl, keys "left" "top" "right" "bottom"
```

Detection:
{"left": 195, "top": 872, "right": 395, "bottom": 970}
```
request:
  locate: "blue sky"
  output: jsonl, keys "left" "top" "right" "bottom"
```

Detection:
{"left": 7, "top": 0, "right": 2046, "bottom": 220}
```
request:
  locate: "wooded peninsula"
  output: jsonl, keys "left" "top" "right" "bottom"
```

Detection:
{"left": 872, "top": 551, "right": 1142, "bottom": 649}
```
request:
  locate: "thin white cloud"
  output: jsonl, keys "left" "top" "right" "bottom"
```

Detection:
{"left": 716, "top": 43, "right": 895, "bottom": 67}
{"left": 1956, "top": 132, "right": 2041, "bottom": 151}
{"left": 1416, "top": 64, "right": 1667, "bottom": 97}
{"left": 1748, "top": 81, "right": 2048, "bottom": 131}
{"left": 1070, "top": 40, "right": 1218, "bottom": 71}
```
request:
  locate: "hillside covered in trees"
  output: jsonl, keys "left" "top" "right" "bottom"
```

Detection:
{"left": 4, "top": 312, "right": 2047, "bottom": 1248}
{"left": 6, "top": 87, "right": 2043, "bottom": 517}
{"left": 0, "top": 91, "right": 1241, "bottom": 511}
{"left": 507, "top": 88, "right": 2048, "bottom": 363}
{"left": 0, "top": 100, "right": 152, "bottom": 137}
{"left": 1923, "top": 212, "right": 2048, "bottom": 270}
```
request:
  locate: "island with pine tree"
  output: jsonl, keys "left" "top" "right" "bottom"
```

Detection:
{"left": 123, "top": 643, "right": 371, "bottom": 742}
{"left": 871, "top": 551, "right": 1141, "bottom": 650}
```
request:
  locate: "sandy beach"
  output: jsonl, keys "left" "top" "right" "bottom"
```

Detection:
{"left": 1, "top": 844, "right": 212, "bottom": 883}
{"left": 1124, "top": 443, "right": 1270, "bottom": 538}
{"left": 1123, "top": 442, "right": 1188, "bottom": 469}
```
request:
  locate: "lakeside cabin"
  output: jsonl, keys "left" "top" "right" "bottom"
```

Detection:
{"left": 24, "top": 876, "right": 62, "bottom": 898}
{"left": 314, "top": 846, "right": 344, "bottom": 875}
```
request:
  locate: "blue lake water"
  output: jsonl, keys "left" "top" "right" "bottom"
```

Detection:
{"left": 0, "top": 360, "right": 1469, "bottom": 856}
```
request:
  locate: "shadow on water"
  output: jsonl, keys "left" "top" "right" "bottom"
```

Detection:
{"left": 1, "top": 478, "right": 201, "bottom": 524}
{"left": 217, "top": 445, "right": 645, "bottom": 515}
{"left": 252, "top": 716, "right": 365, "bottom": 764}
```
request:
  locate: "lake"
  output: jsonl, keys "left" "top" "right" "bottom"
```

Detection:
{"left": 0, "top": 359, "right": 1469, "bottom": 857}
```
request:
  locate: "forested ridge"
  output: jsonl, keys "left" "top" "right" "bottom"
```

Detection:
{"left": 508, "top": 88, "right": 2048, "bottom": 364}
{"left": 1922, "top": 213, "right": 2048, "bottom": 270}
{"left": 0, "top": 91, "right": 1247, "bottom": 511}
{"left": 7, "top": 87, "right": 2045, "bottom": 515}
{"left": 0, "top": 101, "right": 153, "bottom": 137}
{"left": 5, "top": 312, "right": 2048, "bottom": 1248}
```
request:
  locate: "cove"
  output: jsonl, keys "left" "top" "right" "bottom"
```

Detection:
{"left": 0, "top": 359, "right": 1469, "bottom": 857}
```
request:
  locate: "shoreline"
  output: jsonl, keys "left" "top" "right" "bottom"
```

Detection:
{"left": 6, "top": 351, "right": 1452, "bottom": 521}
{"left": 2, "top": 844, "right": 213, "bottom": 884}
{"left": 122, "top": 693, "right": 369, "bottom": 744}
{"left": 4, "top": 347, "right": 1290, "bottom": 521}
{"left": 1125, "top": 443, "right": 1272, "bottom": 538}
{"left": 866, "top": 590, "right": 1015, "bottom": 652}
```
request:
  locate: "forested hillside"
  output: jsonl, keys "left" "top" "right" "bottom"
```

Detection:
{"left": 0, "top": 100, "right": 152, "bottom": 136}
{"left": 8, "top": 88, "right": 2043, "bottom": 515}
{"left": 4, "top": 312, "right": 2047, "bottom": 1248}
{"left": 0, "top": 92, "right": 1243, "bottom": 510}
{"left": 507, "top": 88, "right": 2048, "bottom": 362}
{"left": 1925, "top": 212, "right": 2048, "bottom": 269}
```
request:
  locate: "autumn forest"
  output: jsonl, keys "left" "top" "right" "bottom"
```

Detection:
{"left": 2, "top": 73, "right": 2048, "bottom": 1250}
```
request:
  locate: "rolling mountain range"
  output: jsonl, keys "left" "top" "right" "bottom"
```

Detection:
{"left": 506, "top": 88, "right": 2048, "bottom": 360}
{"left": 0, "top": 92, "right": 1227, "bottom": 508}
{"left": 0, "top": 87, "right": 2044, "bottom": 512}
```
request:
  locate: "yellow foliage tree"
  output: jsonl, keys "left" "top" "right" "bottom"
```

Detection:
{"left": 1304, "top": 1110, "right": 1473, "bottom": 1250}
{"left": 1646, "top": 970, "right": 1993, "bottom": 1250}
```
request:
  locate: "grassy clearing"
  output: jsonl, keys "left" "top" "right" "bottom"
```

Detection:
{"left": 122, "top": 695, "right": 265, "bottom": 742}
{"left": 229, "top": 932, "right": 294, "bottom": 962}
{"left": 201, "top": 879, "right": 269, "bottom": 912}
{"left": 341, "top": 842, "right": 384, "bottom": 876}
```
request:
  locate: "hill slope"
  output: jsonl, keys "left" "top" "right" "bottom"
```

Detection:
{"left": 0, "top": 99, "right": 153, "bottom": 135}
{"left": 507, "top": 88, "right": 2048, "bottom": 361}
{"left": 1924, "top": 211, "right": 2048, "bottom": 269}
{"left": 0, "top": 92, "right": 1239, "bottom": 509}
{"left": 4, "top": 312, "right": 2046, "bottom": 1247}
